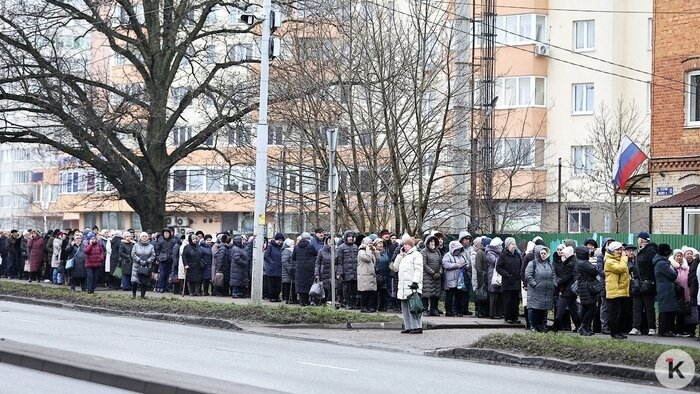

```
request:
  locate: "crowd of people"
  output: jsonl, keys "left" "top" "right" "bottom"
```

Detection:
{"left": 0, "top": 226, "right": 698, "bottom": 339}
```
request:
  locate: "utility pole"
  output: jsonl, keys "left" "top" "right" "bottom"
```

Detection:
{"left": 250, "top": 0, "right": 280, "bottom": 304}
{"left": 327, "top": 128, "right": 338, "bottom": 307}
{"left": 557, "top": 157, "right": 562, "bottom": 233}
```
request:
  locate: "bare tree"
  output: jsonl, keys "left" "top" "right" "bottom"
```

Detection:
{"left": 568, "top": 99, "right": 648, "bottom": 232}
{"left": 0, "top": 0, "right": 302, "bottom": 230}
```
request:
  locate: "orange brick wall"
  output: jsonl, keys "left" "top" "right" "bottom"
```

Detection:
{"left": 651, "top": 0, "right": 700, "bottom": 161}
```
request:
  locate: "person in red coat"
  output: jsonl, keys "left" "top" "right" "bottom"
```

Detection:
{"left": 84, "top": 234, "right": 105, "bottom": 294}
{"left": 26, "top": 230, "right": 44, "bottom": 283}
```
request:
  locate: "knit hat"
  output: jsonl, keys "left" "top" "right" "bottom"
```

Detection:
{"left": 607, "top": 241, "right": 623, "bottom": 253}
{"left": 657, "top": 243, "right": 673, "bottom": 257}
{"left": 481, "top": 237, "right": 492, "bottom": 248}
{"left": 575, "top": 246, "right": 590, "bottom": 260}
{"left": 274, "top": 232, "right": 284, "bottom": 241}
{"left": 490, "top": 237, "right": 503, "bottom": 247}
{"left": 301, "top": 232, "right": 312, "bottom": 240}
{"left": 373, "top": 238, "right": 384, "bottom": 246}
{"left": 504, "top": 237, "right": 516, "bottom": 249}
{"left": 113, "top": 230, "right": 123, "bottom": 238}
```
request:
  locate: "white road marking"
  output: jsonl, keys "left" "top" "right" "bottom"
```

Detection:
{"left": 297, "top": 361, "right": 358, "bottom": 372}
{"left": 131, "top": 335, "right": 167, "bottom": 343}
{"left": 14, "top": 319, "right": 40, "bottom": 324}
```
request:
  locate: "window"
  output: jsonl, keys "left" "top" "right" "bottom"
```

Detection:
{"left": 206, "top": 168, "right": 224, "bottom": 191}
{"left": 12, "top": 195, "right": 28, "bottom": 209}
{"left": 495, "top": 76, "right": 546, "bottom": 108}
{"left": 422, "top": 89, "right": 438, "bottom": 115}
{"left": 227, "top": 166, "right": 255, "bottom": 192}
{"left": 268, "top": 125, "right": 284, "bottom": 145}
{"left": 13, "top": 148, "right": 31, "bottom": 161}
{"left": 571, "top": 145, "right": 593, "bottom": 176}
{"left": 172, "top": 126, "right": 192, "bottom": 146}
{"left": 685, "top": 208, "right": 700, "bottom": 235}
{"left": 648, "top": 18, "right": 653, "bottom": 50}
{"left": 647, "top": 81, "right": 652, "bottom": 114}
{"left": 574, "top": 20, "right": 594, "bottom": 51}
{"left": 228, "top": 125, "right": 251, "bottom": 145}
{"left": 479, "top": 14, "right": 546, "bottom": 47}
{"left": 687, "top": 71, "right": 700, "bottom": 127}
{"left": 172, "top": 170, "right": 187, "bottom": 191}
{"left": 13, "top": 171, "right": 31, "bottom": 185}
{"left": 229, "top": 44, "right": 253, "bottom": 62}
{"left": 61, "top": 171, "right": 81, "bottom": 193}
{"left": 567, "top": 208, "right": 590, "bottom": 233}
{"left": 572, "top": 83, "right": 594, "bottom": 114}
{"left": 495, "top": 138, "right": 540, "bottom": 167}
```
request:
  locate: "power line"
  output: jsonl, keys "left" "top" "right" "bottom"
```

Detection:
{"left": 371, "top": 1, "right": 687, "bottom": 95}
{"left": 433, "top": 1, "right": 696, "bottom": 15}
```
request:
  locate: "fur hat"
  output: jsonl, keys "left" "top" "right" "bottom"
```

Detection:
{"left": 561, "top": 246, "right": 575, "bottom": 260}
{"left": 658, "top": 243, "right": 673, "bottom": 257}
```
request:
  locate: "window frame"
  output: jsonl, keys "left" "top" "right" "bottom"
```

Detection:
{"left": 572, "top": 83, "right": 595, "bottom": 115}
{"left": 571, "top": 145, "right": 594, "bottom": 176}
{"left": 495, "top": 76, "right": 547, "bottom": 109}
{"left": 567, "top": 208, "right": 591, "bottom": 233}
{"left": 573, "top": 20, "right": 595, "bottom": 52}
{"left": 686, "top": 70, "right": 700, "bottom": 127}
{"left": 476, "top": 14, "right": 547, "bottom": 48}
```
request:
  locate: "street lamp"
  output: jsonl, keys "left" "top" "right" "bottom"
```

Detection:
{"left": 326, "top": 128, "right": 338, "bottom": 307}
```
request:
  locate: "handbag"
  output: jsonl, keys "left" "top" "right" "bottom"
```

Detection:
{"left": 65, "top": 258, "right": 74, "bottom": 270}
{"left": 491, "top": 267, "right": 502, "bottom": 287}
{"left": 630, "top": 263, "right": 655, "bottom": 295}
{"left": 213, "top": 272, "right": 224, "bottom": 287}
{"left": 112, "top": 266, "right": 123, "bottom": 279}
{"left": 474, "top": 285, "right": 488, "bottom": 302}
{"left": 408, "top": 290, "right": 423, "bottom": 318}
{"left": 570, "top": 279, "right": 579, "bottom": 295}
{"left": 23, "top": 260, "right": 30, "bottom": 272}
{"left": 136, "top": 264, "right": 150, "bottom": 277}
{"left": 309, "top": 279, "right": 325, "bottom": 298}
{"left": 457, "top": 269, "right": 467, "bottom": 291}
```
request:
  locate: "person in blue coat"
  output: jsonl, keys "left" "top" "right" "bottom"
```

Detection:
{"left": 654, "top": 243, "right": 679, "bottom": 337}
{"left": 264, "top": 232, "right": 284, "bottom": 302}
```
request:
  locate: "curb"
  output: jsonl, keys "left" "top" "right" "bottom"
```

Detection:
{"left": 431, "top": 347, "right": 700, "bottom": 391}
{"left": 0, "top": 294, "right": 242, "bottom": 331}
{"left": 0, "top": 339, "right": 280, "bottom": 394}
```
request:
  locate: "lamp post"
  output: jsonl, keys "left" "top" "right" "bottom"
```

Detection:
{"left": 250, "top": 0, "right": 273, "bottom": 305}
{"left": 326, "top": 128, "right": 338, "bottom": 307}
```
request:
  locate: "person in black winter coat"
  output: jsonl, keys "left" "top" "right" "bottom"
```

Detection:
{"left": 199, "top": 235, "right": 214, "bottom": 296}
{"left": 629, "top": 234, "right": 658, "bottom": 336}
{"left": 496, "top": 237, "right": 522, "bottom": 324}
{"left": 214, "top": 235, "right": 231, "bottom": 296}
{"left": 65, "top": 233, "right": 86, "bottom": 291}
{"left": 229, "top": 235, "right": 249, "bottom": 298}
{"left": 263, "top": 232, "right": 284, "bottom": 302}
{"left": 314, "top": 236, "right": 334, "bottom": 304}
{"left": 553, "top": 246, "right": 581, "bottom": 332}
{"left": 182, "top": 234, "right": 203, "bottom": 296}
{"left": 336, "top": 231, "right": 359, "bottom": 309}
{"left": 574, "top": 246, "right": 598, "bottom": 336}
{"left": 154, "top": 228, "right": 177, "bottom": 293}
{"left": 293, "top": 232, "right": 318, "bottom": 306}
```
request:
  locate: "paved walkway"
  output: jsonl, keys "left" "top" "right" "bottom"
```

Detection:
{"left": 3, "top": 278, "right": 700, "bottom": 351}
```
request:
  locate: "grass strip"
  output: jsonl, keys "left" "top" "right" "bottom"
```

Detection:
{"left": 472, "top": 332, "right": 700, "bottom": 372}
{"left": 0, "top": 281, "right": 398, "bottom": 325}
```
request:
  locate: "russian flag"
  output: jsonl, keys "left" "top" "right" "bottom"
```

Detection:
{"left": 611, "top": 136, "right": 648, "bottom": 189}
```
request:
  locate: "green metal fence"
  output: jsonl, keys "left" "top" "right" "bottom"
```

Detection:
{"left": 513, "top": 232, "right": 700, "bottom": 250}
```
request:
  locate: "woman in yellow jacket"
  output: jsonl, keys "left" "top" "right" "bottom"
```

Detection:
{"left": 604, "top": 241, "right": 631, "bottom": 339}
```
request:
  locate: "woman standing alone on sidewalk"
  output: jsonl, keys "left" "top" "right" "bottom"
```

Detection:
{"left": 390, "top": 237, "right": 424, "bottom": 334}
{"left": 131, "top": 232, "right": 155, "bottom": 299}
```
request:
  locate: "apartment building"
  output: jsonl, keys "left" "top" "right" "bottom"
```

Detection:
{"left": 649, "top": 0, "right": 700, "bottom": 234}
{"left": 470, "top": 0, "right": 653, "bottom": 233}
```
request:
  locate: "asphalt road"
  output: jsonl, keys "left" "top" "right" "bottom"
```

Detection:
{"left": 0, "top": 301, "right": 676, "bottom": 393}
{"left": 0, "top": 363, "right": 136, "bottom": 393}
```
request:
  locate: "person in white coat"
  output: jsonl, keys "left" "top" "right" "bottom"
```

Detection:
{"left": 390, "top": 237, "right": 424, "bottom": 334}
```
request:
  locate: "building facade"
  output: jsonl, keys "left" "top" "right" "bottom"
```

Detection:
{"left": 471, "top": 0, "right": 652, "bottom": 233}
{"left": 649, "top": 0, "right": 700, "bottom": 234}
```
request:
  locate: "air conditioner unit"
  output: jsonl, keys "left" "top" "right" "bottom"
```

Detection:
{"left": 535, "top": 43, "right": 550, "bottom": 57}
{"left": 166, "top": 216, "right": 176, "bottom": 227}
{"left": 175, "top": 216, "right": 188, "bottom": 226}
